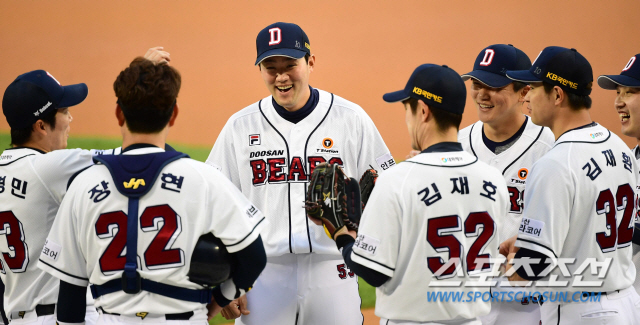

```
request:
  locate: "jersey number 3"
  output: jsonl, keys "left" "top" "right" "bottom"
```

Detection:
{"left": 0, "top": 211, "right": 29, "bottom": 273}
{"left": 95, "top": 204, "right": 184, "bottom": 274}
{"left": 595, "top": 184, "right": 635, "bottom": 253}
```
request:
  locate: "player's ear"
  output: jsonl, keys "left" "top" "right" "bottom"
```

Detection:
{"left": 418, "top": 100, "right": 430, "bottom": 123}
{"left": 553, "top": 86, "right": 565, "bottom": 106}
{"left": 115, "top": 104, "right": 126, "bottom": 127}
{"left": 168, "top": 103, "right": 179, "bottom": 127}
{"left": 307, "top": 54, "right": 315, "bottom": 72}
{"left": 519, "top": 85, "right": 531, "bottom": 102}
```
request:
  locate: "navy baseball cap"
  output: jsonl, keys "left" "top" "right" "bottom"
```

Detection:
{"left": 3, "top": 70, "right": 87, "bottom": 129}
{"left": 506, "top": 46, "right": 593, "bottom": 96}
{"left": 383, "top": 64, "right": 467, "bottom": 114}
{"left": 598, "top": 54, "right": 640, "bottom": 89}
{"left": 461, "top": 44, "right": 531, "bottom": 88}
{"left": 255, "top": 22, "right": 311, "bottom": 66}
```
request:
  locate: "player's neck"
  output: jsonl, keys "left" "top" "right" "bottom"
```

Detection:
{"left": 281, "top": 86, "right": 311, "bottom": 112}
{"left": 483, "top": 112, "right": 526, "bottom": 142}
{"left": 418, "top": 128, "right": 458, "bottom": 151}
{"left": 121, "top": 130, "right": 168, "bottom": 151}
{"left": 549, "top": 107, "right": 592, "bottom": 140}
{"left": 17, "top": 138, "right": 51, "bottom": 152}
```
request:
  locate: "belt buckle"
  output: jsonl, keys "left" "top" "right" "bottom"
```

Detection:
{"left": 121, "top": 266, "right": 142, "bottom": 294}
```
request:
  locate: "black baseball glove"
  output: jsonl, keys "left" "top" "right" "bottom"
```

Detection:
{"left": 305, "top": 163, "right": 361, "bottom": 239}
{"left": 359, "top": 168, "right": 378, "bottom": 210}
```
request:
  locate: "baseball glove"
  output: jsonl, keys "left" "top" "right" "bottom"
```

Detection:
{"left": 359, "top": 168, "right": 378, "bottom": 210}
{"left": 305, "top": 163, "right": 361, "bottom": 239}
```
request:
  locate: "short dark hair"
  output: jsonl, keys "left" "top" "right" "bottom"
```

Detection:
{"left": 10, "top": 109, "right": 57, "bottom": 146}
{"left": 512, "top": 81, "right": 528, "bottom": 92}
{"left": 113, "top": 57, "right": 181, "bottom": 133}
{"left": 406, "top": 98, "right": 463, "bottom": 132}
{"left": 258, "top": 54, "right": 310, "bottom": 70}
{"left": 542, "top": 81, "right": 592, "bottom": 110}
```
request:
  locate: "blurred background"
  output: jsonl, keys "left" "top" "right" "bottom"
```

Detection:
{"left": 2, "top": 0, "right": 639, "bottom": 158}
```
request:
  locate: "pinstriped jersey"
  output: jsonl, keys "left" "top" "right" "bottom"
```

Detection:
{"left": 633, "top": 145, "right": 640, "bottom": 294}
{"left": 206, "top": 89, "right": 393, "bottom": 257}
{"left": 515, "top": 123, "right": 637, "bottom": 293}
{"left": 38, "top": 147, "right": 265, "bottom": 315}
{"left": 0, "top": 147, "right": 118, "bottom": 316}
{"left": 351, "top": 147, "right": 509, "bottom": 322}
{"left": 458, "top": 117, "right": 554, "bottom": 242}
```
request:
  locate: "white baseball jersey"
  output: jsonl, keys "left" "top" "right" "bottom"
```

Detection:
{"left": 0, "top": 147, "right": 118, "bottom": 317}
{"left": 632, "top": 145, "right": 640, "bottom": 295}
{"left": 458, "top": 117, "right": 554, "bottom": 242}
{"left": 516, "top": 123, "right": 637, "bottom": 293}
{"left": 206, "top": 89, "right": 394, "bottom": 257}
{"left": 351, "top": 145, "right": 509, "bottom": 322}
{"left": 38, "top": 147, "right": 265, "bottom": 315}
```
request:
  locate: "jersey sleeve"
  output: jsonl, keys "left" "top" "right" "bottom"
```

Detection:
{"left": 206, "top": 120, "right": 242, "bottom": 189}
{"left": 37, "top": 186, "right": 89, "bottom": 287}
{"left": 515, "top": 157, "right": 573, "bottom": 258}
{"left": 356, "top": 111, "right": 395, "bottom": 176}
{"left": 350, "top": 170, "right": 403, "bottom": 277}
{"left": 204, "top": 169, "right": 265, "bottom": 253}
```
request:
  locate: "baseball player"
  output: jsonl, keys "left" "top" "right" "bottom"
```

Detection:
{"left": 206, "top": 22, "right": 394, "bottom": 324}
{"left": 324, "top": 63, "right": 508, "bottom": 324}
{"left": 458, "top": 44, "right": 554, "bottom": 325}
{"left": 503, "top": 46, "right": 640, "bottom": 324}
{"left": 0, "top": 48, "right": 169, "bottom": 325}
{"left": 38, "top": 57, "right": 267, "bottom": 325}
{"left": 597, "top": 53, "right": 640, "bottom": 295}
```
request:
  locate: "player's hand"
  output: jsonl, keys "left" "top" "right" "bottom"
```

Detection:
{"left": 406, "top": 150, "right": 420, "bottom": 159}
{"left": 144, "top": 46, "right": 171, "bottom": 65}
{"left": 333, "top": 226, "right": 357, "bottom": 241}
{"left": 220, "top": 295, "right": 250, "bottom": 320}
{"left": 207, "top": 297, "right": 223, "bottom": 321}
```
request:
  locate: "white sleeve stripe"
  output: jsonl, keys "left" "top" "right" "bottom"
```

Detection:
{"left": 352, "top": 251, "right": 395, "bottom": 271}
{"left": 351, "top": 252, "right": 394, "bottom": 278}
{"left": 225, "top": 216, "right": 266, "bottom": 248}
{"left": 516, "top": 238, "right": 558, "bottom": 258}
{"left": 38, "top": 258, "right": 89, "bottom": 281}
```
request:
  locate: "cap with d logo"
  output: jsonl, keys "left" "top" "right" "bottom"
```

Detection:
{"left": 597, "top": 54, "right": 640, "bottom": 89}
{"left": 506, "top": 46, "right": 593, "bottom": 96}
{"left": 383, "top": 64, "right": 466, "bottom": 114}
{"left": 461, "top": 44, "right": 531, "bottom": 88}
{"left": 255, "top": 22, "right": 311, "bottom": 66}
{"left": 2, "top": 70, "right": 88, "bottom": 129}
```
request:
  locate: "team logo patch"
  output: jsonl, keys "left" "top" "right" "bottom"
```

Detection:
{"left": 249, "top": 134, "right": 261, "bottom": 146}
{"left": 246, "top": 205, "right": 258, "bottom": 218}
{"left": 322, "top": 138, "right": 333, "bottom": 149}
{"left": 123, "top": 178, "right": 145, "bottom": 189}
{"left": 517, "top": 168, "right": 528, "bottom": 180}
{"left": 136, "top": 312, "right": 149, "bottom": 319}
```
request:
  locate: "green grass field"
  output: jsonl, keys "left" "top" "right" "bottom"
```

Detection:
{"left": 0, "top": 132, "right": 376, "bottom": 324}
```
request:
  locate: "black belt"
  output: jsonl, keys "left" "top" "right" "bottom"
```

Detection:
{"left": 99, "top": 307, "right": 194, "bottom": 320}
{"left": 13, "top": 304, "right": 55, "bottom": 319}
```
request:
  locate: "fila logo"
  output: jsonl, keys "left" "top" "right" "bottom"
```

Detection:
{"left": 46, "top": 71, "right": 61, "bottom": 85}
{"left": 136, "top": 312, "right": 149, "bottom": 319}
{"left": 123, "top": 178, "right": 146, "bottom": 189}
{"left": 268, "top": 28, "right": 282, "bottom": 46}
{"left": 479, "top": 49, "right": 495, "bottom": 66}
{"left": 623, "top": 56, "right": 636, "bottom": 72}
{"left": 249, "top": 134, "right": 261, "bottom": 146}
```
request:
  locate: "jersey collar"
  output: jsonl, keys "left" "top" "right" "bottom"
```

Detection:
{"left": 420, "top": 142, "right": 463, "bottom": 154}
{"left": 0, "top": 147, "right": 44, "bottom": 163}
{"left": 121, "top": 143, "right": 165, "bottom": 155}
{"left": 554, "top": 122, "right": 610, "bottom": 146}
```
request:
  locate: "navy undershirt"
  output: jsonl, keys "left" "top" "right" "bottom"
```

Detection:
{"left": 482, "top": 117, "right": 528, "bottom": 154}
{"left": 420, "top": 142, "right": 463, "bottom": 154}
{"left": 272, "top": 86, "right": 319, "bottom": 124}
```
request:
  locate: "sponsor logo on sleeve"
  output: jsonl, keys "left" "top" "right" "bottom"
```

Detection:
{"left": 354, "top": 234, "right": 380, "bottom": 256}
{"left": 518, "top": 217, "right": 544, "bottom": 238}
{"left": 376, "top": 153, "right": 396, "bottom": 171}
{"left": 41, "top": 239, "right": 62, "bottom": 261}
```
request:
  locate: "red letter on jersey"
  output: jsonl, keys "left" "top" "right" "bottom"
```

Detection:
{"left": 0, "top": 211, "right": 29, "bottom": 273}
{"left": 268, "top": 158, "right": 287, "bottom": 183}
{"left": 288, "top": 157, "right": 308, "bottom": 181}
{"left": 268, "top": 28, "right": 282, "bottom": 46}
{"left": 95, "top": 211, "right": 128, "bottom": 275}
{"left": 140, "top": 205, "right": 185, "bottom": 270}
{"left": 250, "top": 159, "right": 267, "bottom": 185}
{"left": 308, "top": 157, "right": 326, "bottom": 175}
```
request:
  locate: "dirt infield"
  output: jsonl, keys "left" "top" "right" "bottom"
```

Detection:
{"left": 1, "top": 1, "right": 640, "bottom": 157}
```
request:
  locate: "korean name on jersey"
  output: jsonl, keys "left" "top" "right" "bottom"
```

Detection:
{"left": 37, "top": 148, "right": 265, "bottom": 315}
{"left": 207, "top": 89, "right": 394, "bottom": 256}
{"left": 516, "top": 124, "right": 637, "bottom": 293}
{"left": 351, "top": 150, "right": 509, "bottom": 322}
